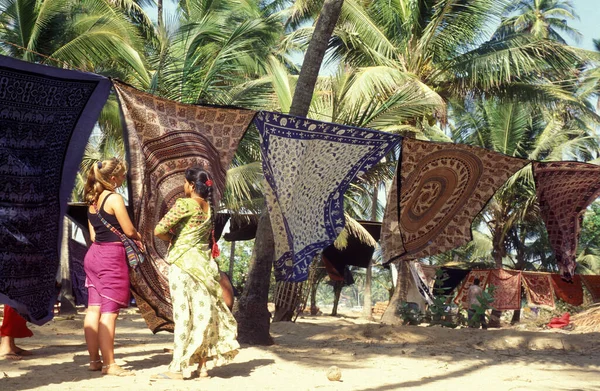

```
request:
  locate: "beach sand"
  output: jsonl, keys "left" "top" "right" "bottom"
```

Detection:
{"left": 1, "top": 308, "right": 599, "bottom": 391}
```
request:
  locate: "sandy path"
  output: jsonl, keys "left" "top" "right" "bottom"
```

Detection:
{"left": 1, "top": 309, "right": 599, "bottom": 391}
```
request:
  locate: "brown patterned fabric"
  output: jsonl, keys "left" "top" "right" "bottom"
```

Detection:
{"left": 581, "top": 275, "right": 600, "bottom": 303}
{"left": 533, "top": 161, "right": 600, "bottom": 280}
{"left": 454, "top": 270, "right": 491, "bottom": 309}
{"left": 383, "top": 138, "right": 529, "bottom": 263}
{"left": 487, "top": 269, "right": 522, "bottom": 310}
{"left": 114, "top": 81, "right": 256, "bottom": 332}
{"left": 550, "top": 274, "right": 583, "bottom": 306}
{"left": 522, "top": 272, "right": 555, "bottom": 309}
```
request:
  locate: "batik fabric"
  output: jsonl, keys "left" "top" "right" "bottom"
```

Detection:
{"left": 156, "top": 198, "right": 239, "bottom": 377}
{"left": 454, "top": 270, "right": 491, "bottom": 309}
{"left": 522, "top": 272, "right": 555, "bottom": 309}
{"left": 533, "top": 161, "right": 600, "bottom": 280}
{"left": 0, "top": 56, "right": 110, "bottom": 324}
{"left": 550, "top": 274, "right": 583, "bottom": 306}
{"left": 255, "top": 111, "right": 400, "bottom": 282}
{"left": 114, "top": 81, "right": 255, "bottom": 332}
{"left": 581, "top": 275, "right": 600, "bottom": 303}
{"left": 68, "top": 239, "right": 89, "bottom": 306}
{"left": 382, "top": 138, "right": 529, "bottom": 263}
{"left": 487, "top": 269, "right": 522, "bottom": 311}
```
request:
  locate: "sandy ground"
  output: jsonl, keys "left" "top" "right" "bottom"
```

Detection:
{"left": 1, "top": 308, "right": 599, "bottom": 391}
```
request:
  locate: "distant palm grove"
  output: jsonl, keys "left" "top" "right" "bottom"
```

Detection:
{"left": 2, "top": 0, "right": 599, "bottom": 284}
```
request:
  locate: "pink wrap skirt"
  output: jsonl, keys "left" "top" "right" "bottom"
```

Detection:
{"left": 84, "top": 242, "right": 130, "bottom": 313}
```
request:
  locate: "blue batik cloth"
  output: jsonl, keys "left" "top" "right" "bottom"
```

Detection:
{"left": 255, "top": 111, "right": 400, "bottom": 282}
{"left": 0, "top": 56, "right": 111, "bottom": 324}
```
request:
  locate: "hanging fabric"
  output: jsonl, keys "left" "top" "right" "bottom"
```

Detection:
{"left": 487, "top": 269, "right": 522, "bottom": 310}
{"left": 454, "top": 270, "right": 491, "bottom": 308}
{"left": 550, "top": 274, "right": 584, "bottom": 306}
{"left": 254, "top": 111, "right": 400, "bottom": 283}
{"left": 113, "top": 81, "right": 256, "bottom": 332}
{"left": 581, "top": 275, "right": 600, "bottom": 303}
{"left": 522, "top": 272, "right": 555, "bottom": 309}
{"left": 0, "top": 56, "right": 111, "bottom": 324}
{"left": 533, "top": 161, "right": 600, "bottom": 280}
{"left": 382, "top": 138, "right": 528, "bottom": 263}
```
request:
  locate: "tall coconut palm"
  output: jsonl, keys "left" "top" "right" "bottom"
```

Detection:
{"left": 498, "top": 0, "right": 581, "bottom": 44}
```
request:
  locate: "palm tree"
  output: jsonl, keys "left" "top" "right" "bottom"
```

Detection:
{"left": 498, "top": 0, "right": 581, "bottom": 44}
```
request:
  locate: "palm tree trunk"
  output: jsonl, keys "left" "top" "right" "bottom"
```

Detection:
{"left": 489, "top": 249, "right": 503, "bottom": 328}
{"left": 362, "top": 184, "right": 378, "bottom": 319}
{"left": 235, "top": 0, "right": 345, "bottom": 333}
{"left": 381, "top": 262, "right": 409, "bottom": 324}
{"left": 229, "top": 240, "right": 236, "bottom": 281}
{"left": 289, "top": 0, "right": 345, "bottom": 117}
{"left": 331, "top": 281, "right": 343, "bottom": 316}
{"left": 232, "top": 211, "right": 274, "bottom": 345}
{"left": 157, "top": 0, "right": 164, "bottom": 28}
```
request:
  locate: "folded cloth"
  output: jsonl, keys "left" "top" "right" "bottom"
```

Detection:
{"left": 547, "top": 312, "right": 570, "bottom": 329}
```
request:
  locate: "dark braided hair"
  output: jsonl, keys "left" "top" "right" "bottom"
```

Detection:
{"left": 185, "top": 167, "right": 218, "bottom": 256}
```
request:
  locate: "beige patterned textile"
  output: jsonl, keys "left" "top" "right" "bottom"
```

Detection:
{"left": 522, "top": 272, "right": 555, "bottom": 309}
{"left": 114, "top": 81, "right": 255, "bottom": 332}
{"left": 382, "top": 138, "right": 529, "bottom": 263}
{"left": 533, "top": 161, "right": 600, "bottom": 280}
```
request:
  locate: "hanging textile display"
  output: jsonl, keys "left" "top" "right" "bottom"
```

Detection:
{"left": 522, "top": 272, "right": 555, "bottom": 309}
{"left": 68, "top": 239, "right": 89, "bottom": 306}
{"left": 409, "top": 261, "right": 437, "bottom": 304}
{"left": 581, "top": 275, "right": 600, "bottom": 303}
{"left": 454, "top": 270, "right": 491, "bottom": 308}
{"left": 382, "top": 138, "right": 528, "bottom": 263}
{"left": 487, "top": 269, "right": 522, "bottom": 310}
{"left": 550, "top": 274, "right": 584, "bottom": 306}
{"left": 533, "top": 161, "right": 600, "bottom": 280}
{"left": 0, "top": 56, "right": 111, "bottom": 324}
{"left": 255, "top": 111, "right": 400, "bottom": 283}
{"left": 114, "top": 81, "right": 256, "bottom": 332}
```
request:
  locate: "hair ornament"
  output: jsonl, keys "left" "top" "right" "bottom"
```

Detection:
{"left": 205, "top": 179, "right": 213, "bottom": 187}
{"left": 97, "top": 161, "right": 103, "bottom": 169}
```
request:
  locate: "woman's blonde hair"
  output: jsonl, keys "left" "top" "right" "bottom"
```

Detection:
{"left": 83, "top": 157, "right": 127, "bottom": 205}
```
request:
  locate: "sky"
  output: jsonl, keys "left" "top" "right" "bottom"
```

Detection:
{"left": 567, "top": 0, "right": 600, "bottom": 51}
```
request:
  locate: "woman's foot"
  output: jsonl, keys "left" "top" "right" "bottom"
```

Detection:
{"left": 14, "top": 347, "right": 32, "bottom": 356}
{"left": 197, "top": 360, "right": 209, "bottom": 378}
{"left": 102, "top": 363, "right": 134, "bottom": 376}
{"left": 88, "top": 359, "right": 103, "bottom": 371}
{"left": 150, "top": 371, "right": 184, "bottom": 381}
{"left": 1, "top": 353, "right": 21, "bottom": 360}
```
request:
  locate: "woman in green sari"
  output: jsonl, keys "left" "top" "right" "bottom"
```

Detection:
{"left": 152, "top": 167, "right": 239, "bottom": 380}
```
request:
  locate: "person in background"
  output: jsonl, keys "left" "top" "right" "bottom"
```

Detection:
{"left": 467, "top": 278, "right": 488, "bottom": 329}
{"left": 83, "top": 158, "right": 140, "bottom": 376}
{"left": 0, "top": 305, "right": 33, "bottom": 360}
{"left": 152, "top": 167, "right": 239, "bottom": 380}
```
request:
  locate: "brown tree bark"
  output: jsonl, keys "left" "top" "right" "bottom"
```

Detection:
{"left": 157, "top": 0, "right": 163, "bottom": 28}
{"left": 233, "top": 211, "right": 274, "bottom": 345}
{"left": 381, "top": 262, "right": 409, "bottom": 324}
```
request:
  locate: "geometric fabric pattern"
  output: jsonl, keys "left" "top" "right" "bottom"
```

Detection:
{"left": 255, "top": 111, "right": 400, "bottom": 282}
{"left": 487, "top": 269, "right": 521, "bottom": 310}
{"left": 522, "top": 272, "right": 555, "bottom": 309}
{"left": 114, "top": 81, "right": 255, "bottom": 332}
{"left": 0, "top": 56, "right": 110, "bottom": 324}
{"left": 533, "top": 161, "right": 600, "bottom": 280}
{"left": 383, "top": 138, "right": 529, "bottom": 263}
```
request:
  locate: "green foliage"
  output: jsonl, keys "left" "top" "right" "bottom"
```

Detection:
{"left": 425, "top": 269, "right": 458, "bottom": 328}
{"left": 399, "top": 301, "right": 423, "bottom": 326}
{"left": 467, "top": 284, "right": 496, "bottom": 328}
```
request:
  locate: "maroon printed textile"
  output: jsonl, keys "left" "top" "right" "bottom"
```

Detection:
{"left": 488, "top": 269, "right": 522, "bottom": 310}
{"left": 114, "top": 81, "right": 255, "bottom": 332}
{"left": 382, "top": 138, "right": 528, "bottom": 263}
{"left": 522, "top": 272, "right": 555, "bottom": 309}
{"left": 533, "top": 161, "right": 600, "bottom": 280}
{"left": 581, "top": 275, "right": 600, "bottom": 303}
{"left": 550, "top": 274, "right": 583, "bottom": 306}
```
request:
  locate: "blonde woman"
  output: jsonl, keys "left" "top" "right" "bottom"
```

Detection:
{"left": 83, "top": 158, "right": 140, "bottom": 376}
